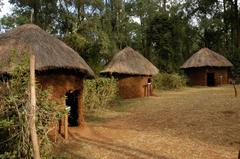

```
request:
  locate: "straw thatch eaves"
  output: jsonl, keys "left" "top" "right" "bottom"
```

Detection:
{"left": 101, "top": 47, "right": 159, "bottom": 76}
{"left": 0, "top": 24, "right": 94, "bottom": 77}
{"left": 181, "top": 48, "right": 233, "bottom": 69}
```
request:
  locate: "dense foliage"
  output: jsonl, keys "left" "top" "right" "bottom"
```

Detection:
{"left": 83, "top": 77, "right": 118, "bottom": 112}
{"left": 153, "top": 73, "right": 187, "bottom": 90}
{"left": 0, "top": 55, "right": 65, "bottom": 158}
{"left": 1, "top": 0, "right": 239, "bottom": 79}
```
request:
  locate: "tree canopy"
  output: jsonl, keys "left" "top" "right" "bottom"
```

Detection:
{"left": 1, "top": 0, "right": 240, "bottom": 79}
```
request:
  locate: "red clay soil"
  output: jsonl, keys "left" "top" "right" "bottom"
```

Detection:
{"left": 56, "top": 86, "right": 240, "bottom": 159}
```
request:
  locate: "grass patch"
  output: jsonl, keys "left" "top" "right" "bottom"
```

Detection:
{"left": 85, "top": 114, "right": 107, "bottom": 123}
{"left": 110, "top": 98, "right": 149, "bottom": 112}
{"left": 58, "top": 85, "right": 240, "bottom": 159}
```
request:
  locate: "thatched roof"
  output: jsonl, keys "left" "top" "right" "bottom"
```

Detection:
{"left": 100, "top": 47, "right": 159, "bottom": 75}
{"left": 0, "top": 24, "right": 94, "bottom": 77}
{"left": 181, "top": 48, "right": 233, "bottom": 69}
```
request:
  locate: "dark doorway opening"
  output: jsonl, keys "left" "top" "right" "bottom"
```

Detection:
{"left": 148, "top": 78, "right": 152, "bottom": 83}
{"left": 66, "top": 90, "right": 80, "bottom": 126}
{"left": 207, "top": 73, "right": 215, "bottom": 86}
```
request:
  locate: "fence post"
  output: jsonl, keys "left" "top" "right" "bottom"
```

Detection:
{"left": 232, "top": 80, "right": 238, "bottom": 97}
{"left": 64, "top": 114, "right": 68, "bottom": 139}
{"left": 29, "top": 53, "right": 41, "bottom": 159}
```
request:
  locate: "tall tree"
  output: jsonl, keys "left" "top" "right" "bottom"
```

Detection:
{"left": 125, "top": 0, "right": 159, "bottom": 57}
{"left": 0, "top": 0, "right": 3, "bottom": 11}
{"left": 1, "top": 0, "right": 240, "bottom": 79}
{"left": 9, "top": 0, "right": 58, "bottom": 30}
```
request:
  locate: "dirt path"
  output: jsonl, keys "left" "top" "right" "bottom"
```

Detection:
{"left": 58, "top": 86, "right": 240, "bottom": 159}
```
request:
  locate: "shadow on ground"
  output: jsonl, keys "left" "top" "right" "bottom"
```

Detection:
{"left": 65, "top": 131, "right": 168, "bottom": 159}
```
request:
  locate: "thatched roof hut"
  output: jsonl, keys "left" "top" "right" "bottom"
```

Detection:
{"left": 181, "top": 48, "right": 233, "bottom": 69}
{"left": 101, "top": 47, "right": 159, "bottom": 99}
{"left": 0, "top": 24, "right": 94, "bottom": 77}
{"left": 100, "top": 47, "right": 159, "bottom": 76}
{"left": 0, "top": 24, "right": 94, "bottom": 135}
{"left": 181, "top": 48, "right": 233, "bottom": 86}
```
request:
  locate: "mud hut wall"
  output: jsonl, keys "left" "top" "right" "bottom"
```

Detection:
{"left": 206, "top": 68, "right": 229, "bottom": 85}
{"left": 185, "top": 68, "right": 207, "bottom": 86}
{"left": 117, "top": 75, "right": 150, "bottom": 99}
{"left": 185, "top": 67, "right": 230, "bottom": 86}
{"left": 36, "top": 74, "right": 84, "bottom": 125}
{"left": 77, "top": 86, "right": 84, "bottom": 125}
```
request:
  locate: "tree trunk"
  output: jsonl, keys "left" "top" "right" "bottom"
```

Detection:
{"left": 234, "top": 0, "right": 240, "bottom": 48}
{"left": 163, "top": 0, "right": 166, "bottom": 11}
{"left": 223, "top": 0, "right": 228, "bottom": 49}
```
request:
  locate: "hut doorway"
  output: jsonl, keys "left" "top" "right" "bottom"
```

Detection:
{"left": 207, "top": 73, "right": 215, "bottom": 86}
{"left": 146, "top": 78, "right": 152, "bottom": 96}
{"left": 66, "top": 90, "right": 80, "bottom": 126}
{"left": 148, "top": 78, "right": 152, "bottom": 84}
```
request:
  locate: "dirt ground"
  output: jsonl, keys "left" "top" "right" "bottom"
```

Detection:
{"left": 57, "top": 85, "right": 240, "bottom": 159}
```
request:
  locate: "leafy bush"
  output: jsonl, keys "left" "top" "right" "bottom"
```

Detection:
{"left": 0, "top": 55, "right": 65, "bottom": 158}
{"left": 83, "top": 77, "right": 118, "bottom": 112}
{"left": 153, "top": 73, "right": 186, "bottom": 90}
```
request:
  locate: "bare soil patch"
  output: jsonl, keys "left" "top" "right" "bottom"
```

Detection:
{"left": 57, "top": 86, "right": 240, "bottom": 159}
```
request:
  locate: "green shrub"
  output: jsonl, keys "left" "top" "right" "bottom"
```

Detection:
{"left": 83, "top": 77, "right": 118, "bottom": 112}
{"left": 153, "top": 73, "right": 186, "bottom": 90}
{"left": 0, "top": 55, "right": 65, "bottom": 158}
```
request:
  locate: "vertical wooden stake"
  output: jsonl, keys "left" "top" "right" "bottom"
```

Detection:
{"left": 29, "top": 53, "right": 41, "bottom": 159}
{"left": 54, "top": 123, "right": 57, "bottom": 143}
{"left": 145, "top": 85, "right": 147, "bottom": 97}
{"left": 233, "top": 83, "right": 238, "bottom": 97}
{"left": 58, "top": 120, "right": 62, "bottom": 134}
{"left": 30, "top": 9, "right": 34, "bottom": 23}
{"left": 150, "top": 83, "right": 152, "bottom": 96}
{"left": 64, "top": 114, "right": 68, "bottom": 139}
{"left": 220, "top": 76, "right": 223, "bottom": 86}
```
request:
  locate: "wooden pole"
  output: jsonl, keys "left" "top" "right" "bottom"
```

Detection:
{"left": 54, "top": 123, "right": 57, "bottom": 142}
{"left": 64, "top": 96, "right": 68, "bottom": 139}
{"left": 233, "top": 82, "right": 238, "bottom": 97}
{"left": 29, "top": 53, "right": 41, "bottom": 159}
{"left": 30, "top": 9, "right": 34, "bottom": 23}
{"left": 231, "top": 79, "right": 238, "bottom": 97}
{"left": 150, "top": 83, "right": 152, "bottom": 96}
{"left": 58, "top": 120, "right": 62, "bottom": 134}
{"left": 220, "top": 76, "right": 223, "bottom": 86}
{"left": 64, "top": 114, "right": 68, "bottom": 139}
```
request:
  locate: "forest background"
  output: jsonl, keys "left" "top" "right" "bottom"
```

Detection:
{"left": 0, "top": 0, "right": 240, "bottom": 80}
